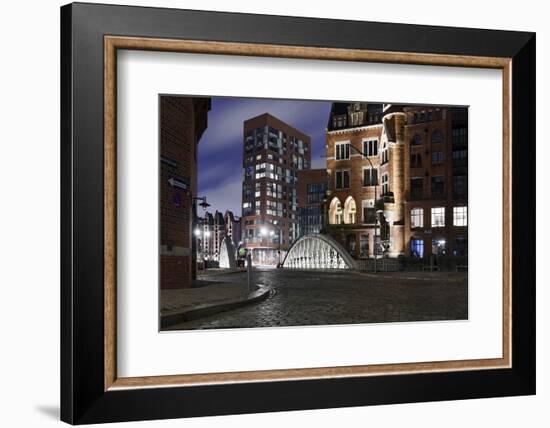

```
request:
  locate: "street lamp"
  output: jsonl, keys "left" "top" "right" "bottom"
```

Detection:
{"left": 259, "top": 226, "right": 282, "bottom": 266}
{"left": 191, "top": 196, "right": 210, "bottom": 273}
{"left": 193, "top": 196, "right": 210, "bottom": 211}
{"left": 347, "top": 143, "right": 380, "bottom": 273}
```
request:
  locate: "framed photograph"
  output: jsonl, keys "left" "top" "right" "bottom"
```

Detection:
{"left": 61, "top": 2, "right": 536, "bottom": 424}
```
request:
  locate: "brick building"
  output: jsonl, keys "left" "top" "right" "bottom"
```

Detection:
{"left": 160, "top": 96, "right": 210, "bottom": 289}
{"left": 197, "top": 210, "right": 229, "bottom": 261}
{"left": 241, "top": 113, "right": 311, "bottom": 265}
{"left": 224, "top": 210, "right": 242, "bottom": 248}
{"left": 325, "top": 102, "right": 468, "bottom": 260}
{"left": 297, "top": 169, "right": 328, "bottom": 237}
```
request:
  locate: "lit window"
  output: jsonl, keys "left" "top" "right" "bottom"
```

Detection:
{"left": 335, "top": 142, "right": 350, "bottom": 160}
{"left": 431, "top": 207, "right": 445, "bottom": 227}
{"left": 329, "top": 198, "right": 343, "bottom": 225}
{"left": 410, "top": 239, "right": 424, "bottom": 258}
{"left": 453, "top": 206, "right": 468, "bottom": 226}
{"left": 411, "top": 208, "right": 424, "bottom": 228}
{"left": 344, "top": 197, "right": 356, "bottom": 224}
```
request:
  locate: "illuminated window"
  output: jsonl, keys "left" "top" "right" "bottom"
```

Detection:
{"left": 329, "top": 198, "right": 343, "bottom": 225}
{"left": 411, "top": 208, "right": 424, "bottom": 228}
{"left": 410, "top": 239, "right": 424, "bottom": 258}
{"left": 431, "top": 207, "right": 445, "bottom": 227}
{"left": 344, "top": 196, "right": 357, "bottom": 224}
{"left": 453, "top": 206, "right": 468, "bottom": 226}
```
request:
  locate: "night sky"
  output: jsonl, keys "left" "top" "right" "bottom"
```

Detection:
{"left": 197, "top": 97, "right": 332, "bottom": 216}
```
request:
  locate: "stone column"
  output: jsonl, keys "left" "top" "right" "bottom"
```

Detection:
{"left": 386, "top": 111, "right": 407, "bottom": 256}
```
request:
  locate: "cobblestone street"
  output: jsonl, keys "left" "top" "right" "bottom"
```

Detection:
{"left": 167, "top": 268, "right": 467, "bottom": 330}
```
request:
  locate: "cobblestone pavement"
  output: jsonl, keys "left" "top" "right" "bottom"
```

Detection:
{"left": 170, "top": 268, "right": 467, "bottom": 330}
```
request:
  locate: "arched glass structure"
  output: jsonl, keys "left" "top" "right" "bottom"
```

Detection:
{"left": 282, "top": 234, "right": 356, "bottom": 270}
{"left": 218, "top": 236, "right": 236, "bottom": 269}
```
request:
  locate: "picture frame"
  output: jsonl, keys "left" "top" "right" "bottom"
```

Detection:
{"left": 60, "top": 2, "right": 535, "bottom": 424}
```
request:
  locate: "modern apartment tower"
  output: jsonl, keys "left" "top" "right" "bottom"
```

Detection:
{"left": 241, "top": 113, "right": 311, "bottom": 265}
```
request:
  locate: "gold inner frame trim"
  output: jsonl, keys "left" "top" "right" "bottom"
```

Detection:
{"left": 104, "top": 35, "right": 512, "bottom": 391}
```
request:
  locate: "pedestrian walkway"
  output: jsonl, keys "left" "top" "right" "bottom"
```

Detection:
{"left": 160, "top": 277, "right": 271, "bottom": 329}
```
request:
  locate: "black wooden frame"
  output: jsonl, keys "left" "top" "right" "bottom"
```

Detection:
{"left": 61, "top": 2, "right": 536, "bottom": 424}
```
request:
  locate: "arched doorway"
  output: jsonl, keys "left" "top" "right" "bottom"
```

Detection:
{"left": 328, "top": 197, "right": 343, "bottom": 225}
{"left": 343, "top": 196, "right": 357, "bottom": 224}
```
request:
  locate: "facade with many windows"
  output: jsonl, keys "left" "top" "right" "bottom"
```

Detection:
{"left": 297, "top": 169, "right": 328, "bottom": 237}
{"left": 241, "top": 113, "right": 311, "bottom": 265}
{"left": 325, "top": 102, "right": 468, "bottom": 259}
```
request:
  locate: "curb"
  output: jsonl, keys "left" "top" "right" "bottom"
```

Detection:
{"left": 196, "top": 268, "right": 246, "bottom": 278}
{"left": 354, "top": 271, "right": 467, "bottom": 282}
{"left": 161, "top": 284, "right": 272, "bottom": 328}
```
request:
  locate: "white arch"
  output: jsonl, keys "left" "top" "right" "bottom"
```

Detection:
{"left": 218, "top": 236, "right": 236, "bottom": 269}
{"left": 343, "top": 196, "right": 357, "bottom": 224}
{"left": 328, "top": 197, "right": 342, "bottom": 225}
{"left": 282, "top": 234, "right": 356, "bottom": 270}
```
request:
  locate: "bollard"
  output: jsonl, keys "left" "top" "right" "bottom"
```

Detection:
{"left": 246, "top": 251, "right": 252, "bottom": 292}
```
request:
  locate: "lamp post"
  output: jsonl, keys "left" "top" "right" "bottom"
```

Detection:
{"left": 347, "top": 144, "right": 379, "bottom": 273}
{"left": 194, "top": 228, "right": 211, "bottom": 270}
{"left": 192, "top": 196, "right": 210, "bottom": 272}
{"left": 260, "top": 226, "right": 281, "bottom": 267}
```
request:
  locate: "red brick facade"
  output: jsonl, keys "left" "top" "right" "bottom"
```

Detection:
{"left": 325, "top": 103, "right": 468, "bottom": 259}
{"left": 160, "top": 96, "right": 210, "bottom": 288}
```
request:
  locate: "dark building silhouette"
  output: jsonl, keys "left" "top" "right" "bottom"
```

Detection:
{"left": 160, "top": 96, "right": 210, "bottom": 289}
